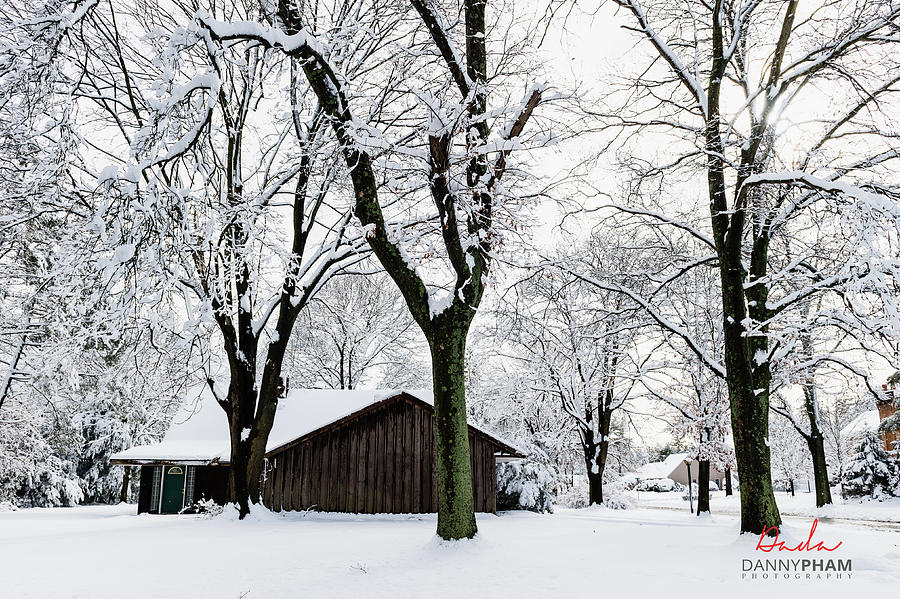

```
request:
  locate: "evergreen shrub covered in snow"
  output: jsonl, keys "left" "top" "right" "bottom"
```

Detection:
{"left": 496, "top": 460, "right": 555, "bottom": 513}
{"left": 556, "top": 476, "right": 632, "bottom": 509}
{"left": 842, "top": 431, "right": 898, "bottom": 499}
{"left": 0, "top": 399, "right": 84, "bottom": 507}
{"left": 635, "top": 478, "right": 675, "bottom": 492}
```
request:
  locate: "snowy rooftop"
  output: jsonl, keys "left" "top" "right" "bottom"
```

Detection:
{"left": 111, "top": 389, "right": 520, "bottom": 464}
{"left": 840, "top": 409, "right": 880, "bottom": 440}
{"left": 634, "top": 453, "right": 689, "bottom": 479}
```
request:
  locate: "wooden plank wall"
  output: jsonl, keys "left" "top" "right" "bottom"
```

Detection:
{"left": 262, "top": 396, "right": 498, "bottom": 514}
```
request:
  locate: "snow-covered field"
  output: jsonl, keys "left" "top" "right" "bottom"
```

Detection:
{"left": 630, "top": 489, "right": 900, "bottom": 522}
{"left": 1, "top": 502, "right": 897, "bottom": 598}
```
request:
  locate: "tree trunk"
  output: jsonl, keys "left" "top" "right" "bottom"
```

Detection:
{"left": 706, "top": 17, "right": 781, "bottom": 532}
{"left": 725, "top": 467, "right": 733, "bottom": 496}
{"left": 430, "top": 321, "right": 477, "bottom": 540}
{"left": 224, "top": 360, "right": 264, "bottom": 519}
{"left": 697, "top": 459, "right": 710, "bottom": 514}
{"left": 587, "top": 468, "right": 603, "bottom": 505}
{"left": 583, "top": 404, "right": 612, "bottom": 506}
{"left": 584, "top": 440, "right": 607, "bottom": 506}
{"left": 119, "top": 466, "right": 131, "bottom": 503}
{"left": 789, "top": 479, "right": 795, "bottom": 497}
{"left": 801, "top": 375, "right": 832, "bottom": 507}
{"left": 717, "top": 251, "right": 781, "bottom": 534}
{"left": 727, "top": 376, "right": 781, "bottom": 533}
{"left": 807, "top": 434, "right": 832, "bottom": 507}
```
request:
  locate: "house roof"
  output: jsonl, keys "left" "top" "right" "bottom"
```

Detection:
{"left": 110, "top": 389, "right": 523, "bottom": 465}
{"left": 840, "top": 409, "right": 880, "bottom": 439}
{"left": 635, "top": 453, "right": 689, "bottom": 479}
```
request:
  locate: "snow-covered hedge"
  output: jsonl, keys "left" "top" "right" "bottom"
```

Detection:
{"left": 635, "top": 478, "right": 675, "bottom": 492}
{"left": 496, "top": 460, "right": 555, "bottom": 513}
{"left": 555, "top": 476, "right": 633, "bottom": 509}
{"left": 616, "top": 473, "right": 639, "bottom": 490}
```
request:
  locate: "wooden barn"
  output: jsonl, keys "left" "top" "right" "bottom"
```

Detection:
{"left": 110, "top": 390, "right": 522, "bottom": 515}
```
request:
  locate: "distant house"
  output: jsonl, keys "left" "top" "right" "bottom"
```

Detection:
{"left": 841, "top": 386, "right": 899, "bottom": 452}
{"left": 841, "top": 410, "right": 881, "bottom": 446}
{"left": 635, "top": 453, "right": 730, "bottom": 490}
{"left": 111, "top": 390, "right": 523, "bottom": 515}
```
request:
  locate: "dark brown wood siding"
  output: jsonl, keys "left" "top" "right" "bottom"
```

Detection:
{"left": 137, "top": 466, "right": 154, "bottom": 514}
{"left": 193, "top": 466, "right": 231, "bottom": 505}
{"left": 264, "top": 395, "right": 502, "bottom": 514}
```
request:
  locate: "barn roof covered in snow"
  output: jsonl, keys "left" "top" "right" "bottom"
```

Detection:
{"left": 110, "top": 389, "right": 523, "bottom": 465}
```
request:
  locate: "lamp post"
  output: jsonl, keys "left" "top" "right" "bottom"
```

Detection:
{"left": 684, "top": 458, "right": 693, "bottom": 514}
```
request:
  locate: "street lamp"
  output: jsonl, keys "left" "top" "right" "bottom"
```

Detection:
{"left": 684, "top": 457, "right": 694, "bottom": 514}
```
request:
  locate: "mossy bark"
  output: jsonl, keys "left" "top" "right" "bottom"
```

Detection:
{"left": 430, "top": 319, "right": 477, "bottom": 539}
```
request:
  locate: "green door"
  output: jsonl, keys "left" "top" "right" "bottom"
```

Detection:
{"left": 161, "top": 466, "right": 185, "bottom": 513}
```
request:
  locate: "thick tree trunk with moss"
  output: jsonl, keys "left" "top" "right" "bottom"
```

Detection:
{"left": 703, "top": 1, "right": 785, "bottom": 537}
{"left": 696, "top": 459, "right": 710, "bottom": 514}
{"left": 272, "top": 0, "right": 539, "bottom": 542}
{"left": 430, "top": 317, "right": 477, "bottom": 539}
{"left": 720, "top": 297, "right": 781, "bottom": 533}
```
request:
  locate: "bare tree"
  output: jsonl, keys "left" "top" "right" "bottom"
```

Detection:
{"left": 4, "top": 0, "right": 385, "bottom": 517}
{"left": 499, "top": 236, "right": 656, "bottom": 505}
{"left": 590, "top": 0, "right": 900, "bottom": 534}
{"left": 287, "top": 272, "right": 422, "bottom": 390}
{"left": 639, "top": 263, "right": 734, "bottom": 515}
{"left": 196, "top": 0, "right": 548, "bottom": 538}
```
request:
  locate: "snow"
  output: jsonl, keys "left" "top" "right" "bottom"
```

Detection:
{"left": 1, "top": 502, "right": 897, "bottom": 597}
{"left": 196, "top": 14, "right": 320, "bottom": 54}
{"left": 630, "top": 488, "right": 900, "bottom": 524}
{"left": 635, "top": 452, "right": 689, "bottom": 479}
{"left": 841, "top": 410, "right": 881, "bottom": 441}
{"left": 110, "top": 389, "right": 520, "bottom": 464}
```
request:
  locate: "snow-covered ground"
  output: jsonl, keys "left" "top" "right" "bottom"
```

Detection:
{"left": 630, "top": 488, "right": 900, "bottom": 523}
{"left": 1, "top": 502, "right": 897, "bottom": 598}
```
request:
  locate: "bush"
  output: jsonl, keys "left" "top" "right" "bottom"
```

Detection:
{"left": 496, "top": 460, "right": 555, "bottom": 513}
{"left": 616, "top": 473, "right": 639, "bottom": 491}
{"left": 601, "top": 484, "right": 634, "bottom": 510}
{"left": 556, "top": 476, "right": 589, "bottom": 509}
{"left": 180, "top": 498, "right": 224, "bottom": 517}
{"left": 555, "top": 475, "right": 634, "bottom": 509}
{"left": 635, "top": 478, "right": 675, "bottom": 492}
{"left": 842, "top": 431, "right": 898, "bottom": 499}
